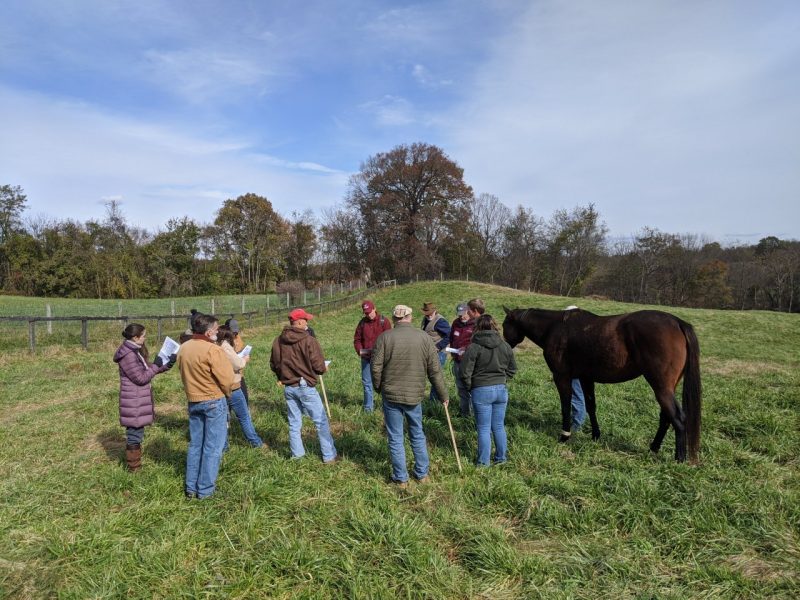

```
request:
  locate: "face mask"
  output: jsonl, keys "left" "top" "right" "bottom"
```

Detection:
{"left": 209, "top": 334, "right": 218, "bottom": 342}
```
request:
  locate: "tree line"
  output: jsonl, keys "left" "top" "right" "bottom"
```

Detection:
{"left": 1, "top": 143, "right": 798, "bottom": 312}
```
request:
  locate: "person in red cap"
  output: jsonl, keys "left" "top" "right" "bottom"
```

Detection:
{"left": 353, "top": 300, "right": 392, "bottom": 412}
{"left": 270, "top": 308, "right": 339, "bottom": 463}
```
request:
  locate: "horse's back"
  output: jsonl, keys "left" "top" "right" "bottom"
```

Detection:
{"left": 619, "top": 311, "right": 689, "bottom": 385}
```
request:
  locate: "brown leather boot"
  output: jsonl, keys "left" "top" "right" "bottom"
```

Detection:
{"left": 126, "top": 444, "right": 142, "bottom": 472}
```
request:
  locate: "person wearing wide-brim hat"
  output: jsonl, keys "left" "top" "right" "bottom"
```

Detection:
{"left": 420, "top": 301, "right": 451, "bottom": 402}
{"left": 270, "top": 308, "right": 339, "bottom": 463}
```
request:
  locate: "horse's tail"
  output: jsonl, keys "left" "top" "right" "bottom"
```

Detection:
{"left": 679, "top": 320, "right": 702, "bottom": 463}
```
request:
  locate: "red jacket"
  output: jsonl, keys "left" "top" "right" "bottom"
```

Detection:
{"left": 354, "top": 313, "right": 392, "bottom": 357}
{"left": 449, "top": 318, "right": 475, "bottom": 362}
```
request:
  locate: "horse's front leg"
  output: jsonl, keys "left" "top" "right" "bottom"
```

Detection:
{"left": 554, "top": 376, "right": 573, "bottom": 443}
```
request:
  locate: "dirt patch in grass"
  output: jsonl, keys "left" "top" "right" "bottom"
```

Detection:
{"left": 725, "top": 551, "right": 797, "bottom": 583}
{"left": 703, "top": 357, "right": 792, "bottom": 377}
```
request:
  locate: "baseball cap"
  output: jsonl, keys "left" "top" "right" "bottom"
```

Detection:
{"left": 456, "top": 303, "right": 468, "bottom": 315}
{"left": 392, "top": 305, "right": 413, "bottom": 318}
{"left": 288, "top": 308, "right": 314, "bottom": 321}
{"left": 224, "top": 318, "right": 240, "bottom": 332}
{"left": 362, "top": 300, "right": 375, "bottom": 314}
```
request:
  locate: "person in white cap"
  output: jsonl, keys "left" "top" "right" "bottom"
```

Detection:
{"left": 565, "top": 305, "right": 587, "bottom": 432}
{"left": 371, "top": 304, "right": 448, "bottom": 487}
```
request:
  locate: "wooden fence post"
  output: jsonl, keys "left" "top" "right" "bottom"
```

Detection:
{"left": 47, "top": 304, "right": 52, "bottom": 335}
{"left": 28, "top": 320, "right": 36, "bottom": 353}
{"left": 81, "top": 319, "right": 88, "bottom": 350}
{"left": 157, "top": 318, "right": 163, "bottom": 343}
{"left": 247, "top": 313, "right": 252, "bottom": 328}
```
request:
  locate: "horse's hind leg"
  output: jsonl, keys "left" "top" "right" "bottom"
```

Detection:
{"left": 581, "top": 379, "right": 601, "bottom": 441}
{"left": 652, "top": 388, "right": 686, "bottom": 461}
{"left": 650, "top": 409, "right": 670, "bottom": 454}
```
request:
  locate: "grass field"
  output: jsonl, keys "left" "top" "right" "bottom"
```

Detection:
{"left": 1, "top": 281, "right": 798, "bottom": 598}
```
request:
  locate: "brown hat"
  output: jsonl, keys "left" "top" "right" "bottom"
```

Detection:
{"left": 422, "top": 302, "right": 436, "bottom": 312}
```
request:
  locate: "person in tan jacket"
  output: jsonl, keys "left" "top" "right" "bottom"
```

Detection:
{"left": 177, "top": 313, "right": 234, "bottom": 499}
{"left": 217, "top": 326, "right": 264, "bottom": 448}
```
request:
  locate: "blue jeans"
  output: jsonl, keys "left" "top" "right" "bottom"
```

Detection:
{"left": 571, "top": 379, "right": 586, "bottom": 431}
{"left": 285, "top": 379, "right": 337, "bottom": 462}
{"left": 361, "top": 357, "right": 374, "bottom": 411}
{"left": 125, "top": 426, "right": 144, "bottom": 445}
{"left": 382, "top": 400, "right": 429, "bottom": 483}
{"left": 227, "top": 387, "right": 263, "bottom": 447}
{"left": 186, "top": 398, "right": 228, "bottom": 498}
{"left": 471, "top": 384, "right": 508, "bottom": 466}
{"left": 428, "top": 351, "right": 447, "bottom": 402}
{"left": 452, "top": 361, "right": 472, "bottom": 417}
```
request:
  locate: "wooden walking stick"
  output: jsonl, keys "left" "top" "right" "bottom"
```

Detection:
{"left": 319, "top": 374, "right": 332, "bottom": 419}
{"left": 443, "top": 402, "right": 463, "bottom": 473}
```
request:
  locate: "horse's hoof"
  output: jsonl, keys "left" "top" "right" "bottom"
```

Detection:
{"left": 558, "top": 434, "right": 570, "bottom": 443}
{"left": 592, "top": 431, "right": 601, "bottom": 441}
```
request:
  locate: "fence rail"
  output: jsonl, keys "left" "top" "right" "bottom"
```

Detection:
{"left": 1, "top": 280, "right": 397, "bottom": 352}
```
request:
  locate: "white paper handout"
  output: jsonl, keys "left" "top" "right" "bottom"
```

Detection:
{"left": 325, "top": 360, "right": 332, "bottom": 368}
{"left": 237, "top": 345, "right": 252, "bottom": 358}
{"left": 445, "top": 346, "right": 461, "bottom": 354}
{"left": 158, "top": 336, "right": 180, "bottom": 364}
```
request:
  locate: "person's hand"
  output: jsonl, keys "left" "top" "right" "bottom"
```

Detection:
{"left": 166, "top": 353, "right": 177, "bottom": 369}
{"left": 243, "top": 355, "right": 251, "bottom": 365}
{"left": 153, "top": 355, "right": 164, "bottom": 367}
{"left": 442, "top": 398, "right": 449, "bottom": 408}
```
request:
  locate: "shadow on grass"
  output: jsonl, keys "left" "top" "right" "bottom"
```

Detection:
{"left": 146, "top": 435, "right": 185, "bottom": 474}
{"left": 97, "top": 428, "right": 126, "bottom": 466}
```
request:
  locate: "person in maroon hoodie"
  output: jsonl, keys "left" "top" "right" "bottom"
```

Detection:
{"left": 113, "top": 323, "right": 175, "bottom": 471}
{"left": 449, "top": 298, "right": 485, "bottom": 417}
{"left": 353, "top": 300, "right": 392, "bottom": 412}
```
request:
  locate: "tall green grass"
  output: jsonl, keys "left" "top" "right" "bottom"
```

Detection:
{"left": 1, "top": 281, "right": 798, "bottom": 598}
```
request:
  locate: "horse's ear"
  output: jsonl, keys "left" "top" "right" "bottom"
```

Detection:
{"left": 502, "top": 305, "right": 513, "bottom": 318}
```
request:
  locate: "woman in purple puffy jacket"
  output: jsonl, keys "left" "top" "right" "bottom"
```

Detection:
{"left": 113, "top": 323, "right": 174, "bottom": 471}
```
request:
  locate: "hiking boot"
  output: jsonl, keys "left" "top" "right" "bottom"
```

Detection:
{"left": 125, "top": 444, "right": 142, "bottom": 472}
{"left": 416, "top": 475, "right": 430, "bottom": 484}
{"left": 392, "top": 479, "right": 409, "bottom": 490}
{"left": 323, "top": 455, "right": 342, "bottom": 465}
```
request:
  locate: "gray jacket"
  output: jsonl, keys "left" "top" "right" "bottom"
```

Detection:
{"left": 371, "top": 321, "right": 448, "bottom": 406}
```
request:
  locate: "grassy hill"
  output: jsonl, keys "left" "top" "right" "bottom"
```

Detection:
{"left": 1, "top": 281, "right": 798, "bottom": 598}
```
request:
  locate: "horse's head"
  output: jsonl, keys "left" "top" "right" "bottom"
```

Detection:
{"left": 501, "top": 306, "right": 525, "bottom": 348}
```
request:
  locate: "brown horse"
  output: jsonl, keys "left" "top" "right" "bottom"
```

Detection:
{"left": 502, "top": 307, "right": 701, "bottom": 463}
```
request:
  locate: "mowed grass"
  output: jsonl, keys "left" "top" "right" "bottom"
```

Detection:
{"left": 0, "top": 281, "right": 798, "bottom": 598}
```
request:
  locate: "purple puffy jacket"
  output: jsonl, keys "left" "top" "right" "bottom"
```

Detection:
{"left": 114, "top": 340, "right": 170, "bottom": 428}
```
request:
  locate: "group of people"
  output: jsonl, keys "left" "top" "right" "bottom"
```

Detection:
{"left": 354, "top": 298, "right": 517, "bottom": 483}
{"left": 113, "top": 296, "right": 587, "bottom": 497}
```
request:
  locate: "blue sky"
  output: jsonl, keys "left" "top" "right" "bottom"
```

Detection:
{"left": 1, "top": 0, "right": 798, "bottom": 243}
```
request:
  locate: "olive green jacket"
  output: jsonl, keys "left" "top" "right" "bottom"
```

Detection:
{"left": 371, "top": 322, "right": 448, "bottom": 406}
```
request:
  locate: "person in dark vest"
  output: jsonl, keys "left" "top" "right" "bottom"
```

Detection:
{"left": 564, "top": 305, "right": 587, "bottom": 432}
{"left": 420, "top": 301, "right": 451, "bottom": 402}
{"left": 353, "top": 300, "right": 391, "bottom": 412}
{"left": 114, "top": 323, "right": 175, "bottom": 472}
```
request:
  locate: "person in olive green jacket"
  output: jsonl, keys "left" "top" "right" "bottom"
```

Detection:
{"left": 460, "top": 314, "right": 517, "bottom": 466}
{"left": 371, "top": 305, "right": 448, "bottom": 486}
